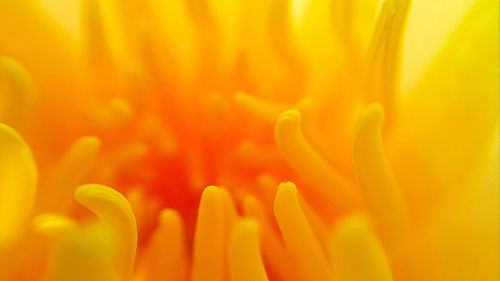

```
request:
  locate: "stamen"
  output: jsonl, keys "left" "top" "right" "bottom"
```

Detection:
{"left": 37, "top": 136, "right": 101, "bottom": 213}
{"left": 228, "top": 219, "right": 269, "bottom": 281}
{"left": 353, "top": 104, "right": 408, "bottom": 247}
{"left": 329, "top": 215, "right": 393, "bottom": 281}
{"left": 74, "top": 184, "right": 137, "bottom": 281}
{"left": 191, "top": 186, "right": 225, "bottom": 281}
{"left": 0, "top": 124, "right": 37, "bottom": 246}
{"left": 274, "top": 110, "right": 361, "bottom": 211}
{"left": 274, "top": 182, "right": 333, "bottom": 281}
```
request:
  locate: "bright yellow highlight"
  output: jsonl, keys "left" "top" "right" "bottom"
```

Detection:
{"left": 0, "top": 123, "right": 37, "bottom": 246}
{"left": 33, "top": 213, "right": 76, "bottom": 237}
{"left": 75, "top": 184, "right": 137, "bottom": 281}
{"left": 330, "top": 215, "right": 393, "bottom": 281}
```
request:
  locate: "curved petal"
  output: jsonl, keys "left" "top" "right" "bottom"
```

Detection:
{"left": 388, "top": 0, "right": 497, "bottom": 221}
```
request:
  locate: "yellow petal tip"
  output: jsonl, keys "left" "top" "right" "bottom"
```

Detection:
{"left": 276, "top": 110, "right": 301, "bottom": 131}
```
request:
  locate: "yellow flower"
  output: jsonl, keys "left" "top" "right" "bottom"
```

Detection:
{"left": 0, "top": 0, "right": 496, "bottom": 280}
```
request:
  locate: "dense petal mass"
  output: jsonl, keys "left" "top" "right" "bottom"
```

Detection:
{"left": 0, "top": 0, "right": 495, "bottom": 280}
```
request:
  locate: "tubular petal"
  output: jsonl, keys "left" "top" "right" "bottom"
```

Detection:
{"left": 0, "top": 0, "right": 79, "bottom": 86}
{"left": 228, "top": 219, "right": 269, "bottom": 281}
{"left": 243, "top": 195, "right": 300, "bottom": 281}
{"left": 242, "top": 195, "right": 267, "bottom": 223}
{"left": 145, "top": 209, "right": 188, "bottom": 281}
{"left": 389, "top": 1, "right": 497, "bottom": 279}
{"left": 93, "top": 98, "right": 133, "bottom": 128}
{"left": 191, "top": 186, "right": 225, "bottom": 281}
{"left": 290, "top": 0, "right": 338, "bottom": 66}
{"left": 240, "top": 0, "right": 289, "bottom": 97}
{"left": 331, "top": 0, "right": 378, "bottom": 48}
{"left": 81, "top": 0, "right": 110, "bottom": 65}
{"left": 353, "top": 104, "right": 408, "bottom": 247}
{"left": 234, "top": 91, "right": 287, "bottom": 123}
{"left": 366, "top": 0, "right": 410, "bottom": 121}
{"left": 49, "top": 223, "right": 119, "bottom": 281}
{"left": 74, "top": 184, "right": 137, "bottom": 281}
{"left": 296, "top": 98, "right": 352, "bottom": 178}
{"left": 297, "top": 195, "right": 330, "bottom": 248}
{"left": 330, "top": 215, "right": 393, "bottom": 281}
{"left": 220, "top": 187, "right": 239, "bottom": 281}
{"left": 150, "top": 0, "right": 199, "bottom": 83}
{"left": 0, "top": 123, "right": 37, "bottom": 246}
{"left": 274, "top": 182, "right": 333, "bottom": 281}
{"left": 274, "top": 110, "right": 360, "bottom": 211}
{"left": 38, "top": 136, "right": 101, "bottom": 213}
{"left": 0, "top": 57, "right": 36, "bottom": 125}
{"left": 290, "top": 0, "right": 344, "bottom": 98}
{"left": 207, "top": 0, "right": 243, "bottom": 74}
{"left": 256, "top": 174, "right": 279, "bottom": 208}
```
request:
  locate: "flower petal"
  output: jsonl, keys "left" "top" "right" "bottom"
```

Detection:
{"left": 388, "top": 0, "right": 497, "bottom": 220}
{"left": 0, "top": 123, "right": 37, "bottom": 246}
{"left": 74, "top": 184, "right": 137, "bottom": 281}
{"left": 191, "top": 186, "right": 225, "bottom": 281}
{"left": 353, "top": 104, "right": 408, "bottom": 248}
{"left": 274, "top": 182, "right": 333, "bottom": 281}
{"left": 228, "top": 219, "right": 269, "bottom": 281}
{"left": 329, "top": 215, "right": 393, "bottom": 281}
